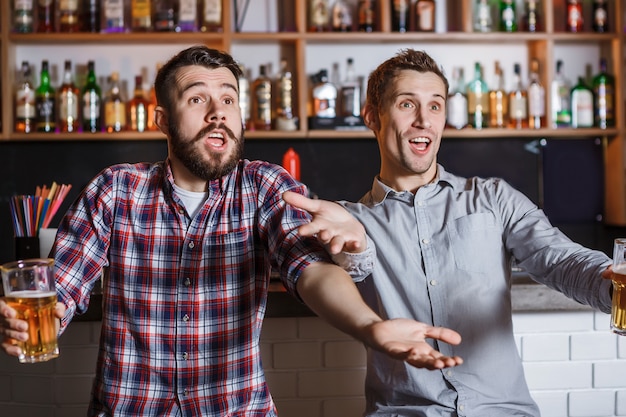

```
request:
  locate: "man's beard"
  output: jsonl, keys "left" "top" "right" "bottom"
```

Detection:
{"left": 169, "top": 117, "right": 244, "bottom": 182}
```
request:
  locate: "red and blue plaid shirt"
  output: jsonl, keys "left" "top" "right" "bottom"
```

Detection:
{"left": 53, "top": 159, "right": 329, "bottom": 416}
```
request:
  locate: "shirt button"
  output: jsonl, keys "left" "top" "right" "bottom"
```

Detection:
{"left": 178, "top": 208, "right": 185, "bottom": 214}
{"left": 421, "top": 238, "right": 430, "bottom": 245}
{"left": 188, "top": 241, "right": 195, "bottom": 249}
{"left": 183, "top": 389, "right": 189, "bottom": 396}
{"left": 182, "top": 352, "right": 189, "bottom": 360}
{"left": 446, "top": 370, "right": 453, "bottom": 377}
{"left": 183, "top": 314, "right": 190, "bottom": 322}
{"left": 429, "top": 280, "right": 438, "bottom": 286}
{"left": 183, "top": 277, "right": 191, "bottom": 287}
{"left": 417, "top": 201, "right": 425, "bottom": 207}
{"left": 459, "top": 404, "right": 465, "bottom": 411}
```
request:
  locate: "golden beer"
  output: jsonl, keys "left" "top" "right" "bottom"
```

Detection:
{"left": 5, "top": 290, "right": 59, "bottom": 362}
{"left": 611, "top": 269, "right": 626, "bottom": 335}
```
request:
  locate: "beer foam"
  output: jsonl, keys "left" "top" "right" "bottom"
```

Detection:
{"left": 614, "top": 265, "right": 626, "bottom": 275}
{"left": 6, "top": 290, "right": 56, "bottom": 299}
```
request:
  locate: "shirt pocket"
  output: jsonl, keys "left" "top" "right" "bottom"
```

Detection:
{"left": 447, "top": 212, "right": 502, "bottom": 273}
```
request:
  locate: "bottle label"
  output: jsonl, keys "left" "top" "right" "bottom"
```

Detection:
{"left": 596, "top": 85, "right": 614, "bottom": 121}
{"left": 83, "top": 91, "right": 101, "bottom": 120}
{"left": 509, "top": 96, "right": 528, "bottom": 119}
{"left": 105, "top": 102, "right": 126, "bottom": 127}
{"left": 179, "top": 0, "right": 198, "bottom": 22}
{"left": 573, "top": 91, "right": 594, "bottom": 127}
{"left": 59, "top": 91, "right": 79, "bottom": 120}
{"left": 203, "top": 0, "right": 222, "bottom": 24}
{"left": 310, "top": 0, "right": 329, "bottom": 27}
{"left": 417, "top": 3, "right": 435, "bottom": 31}
{"left": 447, "top": 94, "right": 468, "bottom": 129}
{"left": 59, "top": 0, "right": 78, "bottom": 11}
{"left": 16, "top": 90, "right": 36, "bottom": 119}
{"left": 528, "top": 85, "right": 545, "bottom": 117}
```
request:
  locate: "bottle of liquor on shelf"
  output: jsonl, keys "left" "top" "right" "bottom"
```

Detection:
{"left": 128, "top": 75, "right": 149, "bottom": 132}
{"left": 82, "top": 0, "right": 101, "bottom": 32}
{"left": 58, "top": 0, "right": 81, "bottom": 32}
{"left": 312, "top": 69, "right": 337, "bottom": 118}
{"left": 176, "top": 0, "right": 198, "bottom": 32}
{"left": 275, "top": 59, "right": 298, "bottom": 131}
{"left": 592, "top": 0, "right": 608, "bottom": 33}
{"left": 527, "top": 58, "right": 545, "bottom": 129}
{"left": 521, "top": 0, "right": 541, "bottom": 32}
{"left": 145, "top": 66, "right": 160, "bottom": 132}
{"left": 357, "top": 0, "right": 375, "bottom": 32}
{"left": 488, "top": 61, "right": 508, "bottom": 128}
{"left": 12, "top": 0, "right": 35, "bottom": 33}
{"left": 37, "top": 0, "right": 57, "bottom": 32}
{"left": 104, "top": 71, "right": 127, "bottom": 133}
{"left": 131, "top": 0, "right": 152, "bottom": 31}
{"left": 102, "top": 0, "right": 129, "bottom": 33}
{"left": 570, "top": 76, "right": 593, "bottom": 128}
{"left": 413, "top": 0, "right": 435, "bottom": 32}
{"left": 14, "top": 61, "right": 36, "bottom": 133}
{"left": 466, "top": 62, "right": 489, "bottom": 129}
{"left": 251, "top": 64, "right": 273, "bottom": 131}
{"left": 200, "top": 0, "right": 222, "bottom": 32}
{"left": 499, "top": 0, "right": 517, "bottom": 32}
{"left": 82, "top": 60, "right": 102, "bottom": 133}
{"left": 391, "top": 0, "right": 409, "bottom": 32}
{"left": 331, "top": 0, "right": 353, "bottom": 32}
{"left": 446, "top": 67, "right": 468, "bottom": 130}
{"left": 58, "top": 60, "right": 80, "bottom": 133}
{"left": 282, "top": 148, "right": 301, "bottom": 182}
{"left": 593, "top": 57, "right": 615, "bottom": 129}
{"left": 339, "top": 57, "right": 361, "bottom": 118}
{"left": 309, "top": 0, "right": 330, "bottom": 32}
{"left": 473, "top": 0, "right": 493, "bottom": 32}
{"left": 550, "top": 60, "right": 571, "bottom": 128}
{"left": 238, "top": 64, "right": 251, "bottom": 130}
{"left": 508, "top": 63, "right": 528, "bottom": 129}
{"left": 565, "top": 0, "right": 583, "bottom": 32}
{"left": 153, "top": 0, "right": 176, "bottom": 31}
{"left": 35, "top": 60, "right": 56, "bottom": 132}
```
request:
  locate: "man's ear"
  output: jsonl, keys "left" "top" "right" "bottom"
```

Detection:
{"left": 362, "top": 103, "right": 380, "bottom": 132}
{"left": 154, "top": 106, "right": 167, "bottom": 134}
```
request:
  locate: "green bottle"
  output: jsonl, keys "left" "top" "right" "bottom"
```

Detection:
{"left": 82, "top": 60, "right": 102, "bottom": 133}
{"left": 35, "top": 60, "right": 56, "bottom": 132}
{"left": 466, "top": 62, "right": 489, "bottom": 129}
{"left": 570, "top": 77, "right": 594, "bottom": 128}
{"left": 592, "top": 57, "right": 615, "bottom": 129}
{"left": 499, "top": 0, "right": 517, "bottom": 32}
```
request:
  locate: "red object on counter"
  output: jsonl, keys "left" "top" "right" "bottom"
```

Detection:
{"left": 282, "top": 147, "right": 301, "bottom": 181}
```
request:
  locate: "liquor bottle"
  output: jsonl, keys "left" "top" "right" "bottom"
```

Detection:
{"left": 275, "top": 59, "right": 298, "bottom": 131}
{"left": 131, "top": 0, "right": 152, "bottom": 31}
{"left": 312, "top": 69, "right": 337, "bottom": 118}
{"left": 35, "top": 60, "right": 56, "bottom": 132}
{"left": 339, "top": 57, "right": 361, "bottom": 117}
{"left": 488, "top": 61, "right": 508, "bottom": 128}
{"left": 473, "top": 0, "right": 493, "bottom": 32}
{"left": 82, "top": 0, "right": 101, "bottom": 32}
{"left": 508, "top": 63, "right": 528, "bottom": 129}
{"left": 466, "top": 62, "right": 489, "bottom": 129}
{"left": 309, "top": 0, "right": 330, "bottom": 32}
{"left": 593, "top": 57, "right": 615, "bottom": 129}
{"left": 82, "top": 60, "right": 102, "bottom": 133}
{"left": 176, "top": 0, "right": 198, "bottom": 32}
{"left": 200, "top": 0, "right": 222, "bottom": 32}
{"left": 550, "top": 60, "right": 571, "bottom": 128}
{"left": 102, "top": 0, "right": 129, "bottom": 33}
{"left": 251, "top": 65, "right": 273, "bottom": 131}
{"left": 391, "top": 0, "right": 409, "bottom": 32}
{"left": 331, "top": 0, "right": 352, "bottom": 32}
{"left": 58, "top": 60, "right": 80, "bottom": 133}
{"left": 413, "top": 0, "right": 435, "bottom": 32}
{"left": 527, "top": 58, "right": 545, "bottom": 129}
{"left": 565, "top": 0, "right": 583, "bottom": 32}
{"left": 446, "top": 67, "right": 468, "bottom": 130}
{"left": 14, "top": 61, "right": 36, "bottom": 133}
{"left": 104, "top": 71, "right": 127, "bottom": 132}
{"left": 12, "top": 0, "right": 35, "bottom": 33}
{"left": 592, "top": 0, "right": 608, "bottom": 33}
{"left": 127, "top": 75, "right": 149, "bottom": 132}
{"left": 570, "top": 76, "right": 593, "bottom": 128}
{"left": 145, "top": 63, "right": 161, "bottom": 131}
{"left": 153, "top": 0, "right": 176, "bottom": 31}
{"left": 521, "top": 0, "right": 541, "bottom": 32}
{"left": 58, "top": 0, "right": 81, "bottom": 32}
{"left": 282, "top": 148, "right": 301, "bottom": 181}
{"left": 36, "top": 0, "right": 57, "bottom": 32}
{"left": 238, "top": 64, "right": 251, "bottom": 130}
{"left": 357, "top": 0, "right": 375, "bottom": 32}
{"left": 499, "top": 0, "right": 517, "bottom": 32}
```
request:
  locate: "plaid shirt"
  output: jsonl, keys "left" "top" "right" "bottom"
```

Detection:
{"left": 53, "top": 159, "right": 329, "bottom": 416}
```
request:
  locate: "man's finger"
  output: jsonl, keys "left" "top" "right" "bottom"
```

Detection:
{"left": 425, "top": 326, "right": 462, "bottom": 346}
{"left": 283, "top": 191, "right": 321, "bottom": 214}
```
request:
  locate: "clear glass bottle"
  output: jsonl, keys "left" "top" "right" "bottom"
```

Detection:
{"left": 331, "top": 0, "right": 352, "bottom": 32}
{"left": 391, "top": 0, "right": 409, "bottom": 32}
{"left": 35, "top": 60, "right": 56, "bottom": 132}
{"left": 312, "top": 69, "right": 337, "bottom": 118}
{"left": 12, "top": 0, "right": 35, "bottom": 33}
{"left": 521, "top": 0, "right": 541, "bottom": 32}
{"left": 508, "top": 63, "right": 528, "bottom": 129}
{"left": 176, "top": 0, "right": 198, "bottom": 32}
{"left": 488, "top": 61, "right": 508, "bottom": 128}
{"left": 473, "top": 0, "right": 493, "bottom": 32}
{"left": 127, "top": 75, "right": 149, "bottom": 132}
{"left": 37, "top": 0, "right": 57, "bottom": 32}
{"left": 58, "top": 0, "right": 81, "bottom": 32}
{"left": 565, "top": 0, "right": 583, "bottom": 32}
{"left": 102, "top": 0, "right": 129, "bottom": 33}
{"left": 357, "top": 0, "right": 375, "bottom": 32}
{"left": 413, "top": 0, "right": 435, "bottom": 32}
{"left": 499, "top": 0, "right": 517, "bottom": 32}
{"left": 251, "top": 64, "right": 273, "bottom": 131}
{"left": 446, "top": 67, "right": 468, "bottom": 130}
{"left": 82, "top": 60, "right": 102, "bottom": 133}
{"left": 309, "top": 0, "right": 330, "bottom": 32}
{"left": 238, "top": 64, "right": 251, "bottom": 130}
{"left": 527, "top": 58, "right": 545, "bottom": 129}
{"left": 570, "top": 76, "right": 593, "bottom": 128}
{"left": 592, "top": 0, "right": 608, "bottom": 33}
{"left": 200, "top": 0, "right": 223, "bottom": 32}
{"left": 593, "top": 57, "right": 615, "bottom": 129}
{"left": 550, "top": 60, "right": 571, "bottom": 128}
{"left": 104, "top": 71, "right": 127, "bottom": 132}
{"left": 131, "top": 0, "right": 152, "bottom": 31}
{"left": 14, "top": 61, "right": 36, "bottom": 133}
{"left": 275, "top": 59, "right": 298, "bottom": 131}
{"left": 339, "top": 57, "right": 361, "bottom": 118}
{"left": 466, "top": 62, "right": 489, "bottom": 129}
{"left": 58, "top": 60, "right": 80, "bottom": 133}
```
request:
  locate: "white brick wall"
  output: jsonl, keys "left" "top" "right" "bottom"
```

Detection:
{"left": 1, "top": 311, "right": 626, "bottom": 416}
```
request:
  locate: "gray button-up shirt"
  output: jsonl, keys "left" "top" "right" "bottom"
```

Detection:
{"left": 341, "top": 164, "right": 612, "bottom": 417}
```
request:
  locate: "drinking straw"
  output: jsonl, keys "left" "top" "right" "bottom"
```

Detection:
{"left": 7, "top": 182, "right": 72, "bottom": 237}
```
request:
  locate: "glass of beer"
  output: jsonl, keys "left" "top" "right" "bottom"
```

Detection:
{"left": 0, "top": 258, "right": 59, "bottom": 363}
{"left": 611, "top": 238, "right": 626, "bottom": 336}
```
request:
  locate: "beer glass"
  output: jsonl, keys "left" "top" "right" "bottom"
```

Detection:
{"left": 0, "top": 258, "right": 59, "bottom": 363}
{"left": 611, "top": 238, "right": 626, "bottom": 335}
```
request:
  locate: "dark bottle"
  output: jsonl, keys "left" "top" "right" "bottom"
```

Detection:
{"left": 592, "top": 0, "right": 608, "bottom": 33}
{"left": 35, "top": 60, "right": 56, "bottom": 132}
{"left": 12, "top": 0, "right": 35, "bottom": 33}
{"left": 593, "top": 58, "right": 615, "bottom": 129}
{"left": 82, "top": 60, "right": 102, "bottom": 133}
{"left": 521, "top": 0, "right": 541, "bottom": 32}
{"left": 58, "top": 0, "right": 81, "bottom": 32}
{"left": 81, "top": 0, "right": 101, "bottom": 32}
{"left": 127, "top": 75, "right": 150, "bottom": 132}
{"left": 357, "top": 0, "right": 375, "bottom": 32}
{"left": 565, "top": 0, "right": 583, "bottom": 32}
{"left": 153, "top": 0, "right": 177, "bottom": 32}
{"left": 391, "top": 0, "right": 409, "bottom": 32}
{"left": 466, "top": 62, "right": 489, "bottom": 129}
{"left": 499, "top": 0, "right": 517, "bottom": 32}
{"left": 36, "top": 0, "right": 57, "bottom": 32}
{"left": 104, "top": 71, "right": 127, "bottom": 133}
{"left": 58, "top": 60, "right": 80, "bottom": 132}
{"left": 251, "top": 65, "right": 273, "bottom": 131}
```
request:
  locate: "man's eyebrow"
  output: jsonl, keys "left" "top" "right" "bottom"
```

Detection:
{"left": 179, "top": 81, "right": 238, "bottom": 97}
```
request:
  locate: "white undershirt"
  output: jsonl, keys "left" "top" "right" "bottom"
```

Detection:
{"left": 172, "top": 183, "right": 208, "bottom": 218}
